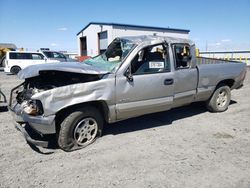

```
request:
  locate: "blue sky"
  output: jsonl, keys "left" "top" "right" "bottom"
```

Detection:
{"left": 0, "top": 0, "right": 249, "bottom": 52}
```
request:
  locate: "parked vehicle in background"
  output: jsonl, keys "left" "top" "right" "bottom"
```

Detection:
{"left": 9, "top": 36, "right": 247, "bottom": 151}
{"left": 40, "top": 50, "right": 68, "bottom": 62}
{"left": 0, "top": 43, "right": 17, "bottom": 67}
{"left": 4, "top": 51, "right": 61, "bottom": 74}
{"left": 63, "top": 53, "right": 79, "bottom": 62}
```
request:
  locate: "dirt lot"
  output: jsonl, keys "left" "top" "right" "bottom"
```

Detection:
{"left": 0, "top": 68, "right": 250, "bottom": 188}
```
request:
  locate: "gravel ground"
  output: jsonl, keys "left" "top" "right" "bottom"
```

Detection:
{"left": 0, "top": 67, "right": 250, "bottom": 188}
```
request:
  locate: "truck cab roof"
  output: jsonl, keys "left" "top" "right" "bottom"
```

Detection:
{"left": 120, "top": 35, "right": 194, "bottom": 46}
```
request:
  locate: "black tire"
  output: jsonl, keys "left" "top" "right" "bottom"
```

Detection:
{"left": 206, "top": 84, "right": 231, "bottom": 112}
{"left": 10, "top": 66, "right": 21, "bottom": 75}
{"left": 57, "top": 106, "right": 103, "bottom": 152}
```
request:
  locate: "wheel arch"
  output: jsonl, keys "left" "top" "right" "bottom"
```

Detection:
{"left": 216, "top": 79, "right": 235, "bottom": 89}
{"left": 10, "top": 65, "right": 21, "bottom": 74}
{"left": 55, "top": 100, "right": 109, "bottom": 130}
{"left": 207, "top": 79, "right": 234, "bottom": 102}
{"left": 206, "top": 81, "right": 231, "bottom": 112}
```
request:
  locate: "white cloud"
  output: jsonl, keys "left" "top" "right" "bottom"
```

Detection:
{"left": 208, "top": 42, "right": 221, "bottom": 46}
{"left": 221, "top": 39, "right": 231, "bottom": 42}
{"left": 57, "top": 27, "right": 68, "bottom": 31}
{"left": 50, "top": 43, "right": 58, "bottom": 46}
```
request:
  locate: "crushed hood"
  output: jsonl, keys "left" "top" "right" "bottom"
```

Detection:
{"left": 18, "top": 62, "right": 109, "bottom": 79}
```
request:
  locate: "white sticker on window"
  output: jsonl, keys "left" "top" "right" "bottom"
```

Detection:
{"left": 149, "top": 61, "right": 164, "bottom": 69}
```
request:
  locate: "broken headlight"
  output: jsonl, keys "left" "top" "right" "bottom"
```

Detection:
{"left": 21, "top": 100, "right": 44, "bottom": 116}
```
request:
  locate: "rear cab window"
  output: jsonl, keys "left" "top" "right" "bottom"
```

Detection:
{"left": 172, "top": 44, "right": 192, "bottom": 69}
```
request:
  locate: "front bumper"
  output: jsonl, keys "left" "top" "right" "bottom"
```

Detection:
{"left": 15, "top": 122, "right": 49, "bottom": 147}
{"left": 9, "top": 103, "right": 56, "bottom": 147}
{"left": 4, "top": 67, "right": 10, "bottom": 73}
{"left": 9, "top": 82, "right": 57, "bottom": 148}
{"left": 9, "top": 103, "right": 56, "bottom": 134}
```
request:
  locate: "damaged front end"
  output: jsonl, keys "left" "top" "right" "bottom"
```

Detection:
{"left": 9, "top": 70, "right": 104, "bottom": 147}
{"left": 9, "top": 38, "right": 133, "bottom": 150}
{"left": 9, "top": 81, "right": 55, "bottom": 147}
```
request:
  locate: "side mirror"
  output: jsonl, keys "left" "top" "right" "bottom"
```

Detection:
{"left": 124, "top": 67, "right": 133, "bottom": 82}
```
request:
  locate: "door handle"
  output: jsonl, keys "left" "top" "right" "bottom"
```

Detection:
{"left": 164, "top": 78, "right": 174, "bottom": 85}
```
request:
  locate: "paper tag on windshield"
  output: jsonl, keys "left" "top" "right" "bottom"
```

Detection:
{"left": 149, "top": 61, "right": 164, "bottom": 69}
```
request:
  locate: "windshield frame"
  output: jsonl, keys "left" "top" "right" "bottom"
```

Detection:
{"left": 83, "top": 38, "right": 137, "bottom": 73}
{"left": 111, "top": 43, "right": 137, "bottom": 74}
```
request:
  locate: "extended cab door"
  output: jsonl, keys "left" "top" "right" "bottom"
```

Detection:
{"left": 171, "top": 44, "right": 198, "bottom": 107}
{"left": 115, "top": 43, "right": 174, "bottom": 120}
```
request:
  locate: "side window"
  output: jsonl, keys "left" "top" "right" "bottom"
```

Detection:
{"left": 131, "top": 44, "right": 170, "bottom": 75}
{"left": 173, "top": 44, "right": 191, "bottom": 69}
{"left": 9, "top": 53, "right": 17, "bottom": 59}
{"left": 24, "top": 53, "right": 32, "bottom": 59}
{"left": 9, "top": 53, "right": 32, "bottom": 59}
{"left": 43, "top": 52, "right": 53, "bottom": 58}
{"left": 31, "top": 53, "right": 44, "bottom": 60}
{"left": 53, "top": 52, "right": 65, "bottom": 59}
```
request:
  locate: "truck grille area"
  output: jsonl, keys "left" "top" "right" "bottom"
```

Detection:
{"left": 9, "top": 82, "right": 25, "bottom": 108}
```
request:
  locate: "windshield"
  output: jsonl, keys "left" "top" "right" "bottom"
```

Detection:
{"left": 43, "top": 51, "right": 53, "bottom": 58}
{"left": 83, "top": 38, "right": 136, "bottom": 72}
{"left": 43, "top": 51, "right": 66, "bottom": 59}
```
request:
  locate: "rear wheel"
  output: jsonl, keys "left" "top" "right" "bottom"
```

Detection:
{"left": 10, "top": 66, "right": 21, "bottom": 74}
{"left": 206, "top": 84, "right": 231, "bottom": 112}
{"left": 57, "top": 106, "right": 103, "bottom": 152}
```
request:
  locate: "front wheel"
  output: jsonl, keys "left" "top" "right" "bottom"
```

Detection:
{"left": 57, "top": 106, "right": 103, "bottom": 152}
{"left": 206, "top": 84, "right": 231, "bottom": 112}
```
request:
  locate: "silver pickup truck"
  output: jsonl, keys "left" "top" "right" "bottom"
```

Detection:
{"left": 9, "top": 36, "right": 247, "bottom": 151}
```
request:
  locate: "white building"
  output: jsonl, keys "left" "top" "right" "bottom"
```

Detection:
{"left": 77, "top": 22, "right": 190, "bottom": 57}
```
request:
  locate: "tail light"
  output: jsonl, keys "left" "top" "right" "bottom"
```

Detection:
{"left": 240, "top": 69, "right": 247, "bottom": 81}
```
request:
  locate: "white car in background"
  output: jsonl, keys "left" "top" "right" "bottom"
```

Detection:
{"left": 4, "top": 51, "right": 61, "bottom": 74}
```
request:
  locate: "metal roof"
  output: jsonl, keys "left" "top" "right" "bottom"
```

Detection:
{"left": 77, "top": 22, "right": 190, "bottom": 36}
{"left": 0, "top": 43, "right": 17, "bottom": 49}
{"left": 120, "top": 35, "right": 193, "bottom": 45}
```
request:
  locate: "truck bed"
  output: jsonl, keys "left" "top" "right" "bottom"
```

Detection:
{"left": 195, "top": 57, "right": 247, "bottom": 101}
{"left": 196, "top": 56, "right": 242, "bottom": 65}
